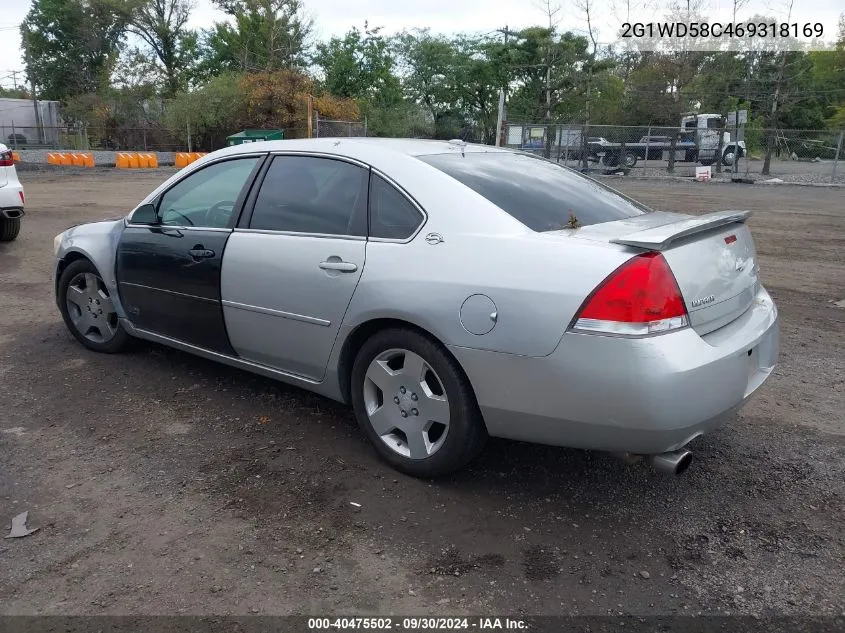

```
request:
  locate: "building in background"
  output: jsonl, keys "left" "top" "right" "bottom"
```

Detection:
{"left": 0, "top": 98, "right": 62, "bottom": 147}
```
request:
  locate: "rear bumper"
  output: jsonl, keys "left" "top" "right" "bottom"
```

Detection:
{"left": 450, "top": 285, "right": 779, "bottom": 454}
{"left": 0, "top": 182, "right": 25, "bottom": 214}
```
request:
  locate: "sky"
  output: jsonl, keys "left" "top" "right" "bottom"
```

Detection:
{"left": 0, "top": 0, "right": 841, "bottom": 87}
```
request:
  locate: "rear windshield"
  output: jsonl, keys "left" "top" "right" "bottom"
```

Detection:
{"left": 418, "top": 152, "right": 650, "bottom": 231}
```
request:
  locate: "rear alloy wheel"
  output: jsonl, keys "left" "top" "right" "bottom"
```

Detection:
{"left": 621, "top": 150, "right": 638, "bottom": 168}
{"left": 58, "top": 259, "right": 130, "bottom": 353}
{"left": 723, "top": 150, "right": 736, "bottom": 166}
{"left": 351, "top": 328, "right": 486, "bottom": 477}
{"left": 0, "top": 217, "right": 21, "bottom": 242}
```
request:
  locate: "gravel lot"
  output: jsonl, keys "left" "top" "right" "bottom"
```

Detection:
{"left": 1, "top": 171, "right": 843, "bottom": 618}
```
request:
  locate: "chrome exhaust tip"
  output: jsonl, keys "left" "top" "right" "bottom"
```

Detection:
{"left": 650, "top": 449, "right": 693, "bottom": 475}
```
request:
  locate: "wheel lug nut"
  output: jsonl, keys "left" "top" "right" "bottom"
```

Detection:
{"left": 411, "top": 393, "right": 418, "bottom": 401}
{"left": 400, "top": 410, "right": 407, "bottom": 418}
{"left": 393, "top": 396, "right": 400, "bottom": 404}
{"left": 411, "top": 408, "right": 418, "bottom": 416}
{"left": 400, "top": 386, "right": 406, "bottom": 394}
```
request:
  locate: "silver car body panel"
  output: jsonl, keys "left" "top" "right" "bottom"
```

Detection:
{"left": 54, "top": 219, "right": 128, "bottom": 317}
{"left": 53, "top": 138, "right": 780, "bottom": 455}
{"left": 221, "top": 230, "right": 366, "bottom": 381}
{"left": 451, "top": 285, "right": 779, "bottom": 454}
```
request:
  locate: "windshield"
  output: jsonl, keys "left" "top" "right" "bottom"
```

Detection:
{"left": 418, "top": 151, "right": 651, "bottom": 231}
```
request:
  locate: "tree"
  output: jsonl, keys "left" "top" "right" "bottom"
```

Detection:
{"left": 126, "top": 0, "right": 198, "bottom": 96}
{"left": 21, "top": 0, "right": 128, "bottom": 101}
{"left": 315, "top": 24, "right": 403, "bottom": 106}
{"left": 0, "top": 87, "right": 30, "bottom": 99}
{"left": 166, "top": 72, "right": 248, "bottom": 148}
{"left": 394, "top": 29, "right": 458, "bottom": 123}
{"left": 314, "top": 24, "right": 409, "bottom": 136}
{"left": 204, "top": 0, "right": 312, "bottom": 72}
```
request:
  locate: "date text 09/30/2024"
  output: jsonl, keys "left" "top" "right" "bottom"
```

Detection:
{"left": 307, "top": 617, "right": 527, "bottom": 630}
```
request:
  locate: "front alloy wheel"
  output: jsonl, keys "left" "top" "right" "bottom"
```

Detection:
{"left": 66, "top": 272, "right": 119, "bottom": 344}
{"left": 58, "top": 259, "right": 130, "bottom": 353}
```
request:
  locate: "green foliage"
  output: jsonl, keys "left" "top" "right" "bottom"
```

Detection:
{"left": 126, "top": 0, "right": 199, "bottom": 96}
{"left": 202, "top": 0, "right": 312, "bottom": 73}
{"left": 21, "top": 0, "right": 129, "bottom": 101}
{"left": 0, "top": 87, "right": 30, "bottom": 99}
{"left": 315, "top": 24, "right": 403, "bottom": 106}
{"left": 164, "top": 72, "right": 249, "bottom": 147}
{"left": 18, "top": 0, "right": 845, "bottom": 148}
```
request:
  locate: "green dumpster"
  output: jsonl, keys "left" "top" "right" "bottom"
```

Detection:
{"left": 226, "top": 129, "right": 286, "bottom": 146}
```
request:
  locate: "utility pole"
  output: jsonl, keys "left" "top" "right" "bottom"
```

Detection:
{"left": 496, "top": 26, "right": 516, "bottom": 146}
{"left": 23, "top": 38, "right": 43, "bottom": 144}
{"left": 496, "top": 25, "right": 517, "bottom": 45}
{"left": 495, "top": 89, "right": 505, "bottom": 147}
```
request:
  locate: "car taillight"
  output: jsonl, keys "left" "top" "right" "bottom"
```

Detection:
{"left": 19, "top": 191, "right": 25, "bottom": 205}
{"left": 0, "top": 151, "right": 13, "bottom": 167}
{"left": 571, "top": 252, "right": 689, "bottom": 336}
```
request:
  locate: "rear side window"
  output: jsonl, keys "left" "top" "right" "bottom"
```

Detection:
{"left": 369, "top": 174, "right": 424, "bottom": 239}
{"left": 418, "top": 152, "right": 650, "bottom": 231}
{"left": 249, "top": 156, "right": 368, "bottom": 236}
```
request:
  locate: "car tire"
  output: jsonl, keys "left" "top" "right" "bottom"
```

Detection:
{"left": 58, "top": 258, "right": 131, "bottom": 353}
{"left": 699, "top": 159, "right": 715, "bottom": 166}
{"left": 0, "top": 217, "right": 21, "bottom": 242}
{"left": 350, "top": 328, "right": 487, "bottom": 478}
{"left": 722, "top": 150, "right": 736, "bottom": 166}
{"left": 622, "top": 150, "right": 638, "bottom": 168}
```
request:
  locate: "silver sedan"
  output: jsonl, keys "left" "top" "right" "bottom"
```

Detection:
{"left": 53, "top": 139, "right": 779, "bottom": 477}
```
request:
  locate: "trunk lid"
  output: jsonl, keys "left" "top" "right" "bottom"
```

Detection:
{"left": 569, "top": 210, "right": 759, "bottom": 335}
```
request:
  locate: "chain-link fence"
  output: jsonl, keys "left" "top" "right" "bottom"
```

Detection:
{"left": 1, "top": 124, "right": 183, "bottom": 152}
{"left": 313, "top": 116, "right": 366, "bottom": 138}
{"left": 505, "top": 123, "right": 845, "bottom": 185}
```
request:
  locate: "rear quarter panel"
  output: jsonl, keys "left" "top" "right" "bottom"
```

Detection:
{"left": 346, "top": 197, "right": 634, "bottom": 357}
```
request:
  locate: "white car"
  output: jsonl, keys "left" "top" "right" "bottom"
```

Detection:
{"left": 0, "top": 143, "right": 25, "bottom": 241}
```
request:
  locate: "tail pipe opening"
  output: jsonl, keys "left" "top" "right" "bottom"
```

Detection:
{"left": 1, "top": 209, "right": 24, "bottom": 220}
{"left": 650, "top": 450, "right": 693, "bottom": 475}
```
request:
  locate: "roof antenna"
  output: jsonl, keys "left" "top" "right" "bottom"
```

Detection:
{"left": 448, "top": 138, "right": 466, "bottom": 157}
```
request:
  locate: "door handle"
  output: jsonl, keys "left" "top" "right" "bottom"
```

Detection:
{"left": 189, "top": 247, "right": 215, "bottom": 259}
{"left": 319, "top": 260, "right": 358, "bottom": 272}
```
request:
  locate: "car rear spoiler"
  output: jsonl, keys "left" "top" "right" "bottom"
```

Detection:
{"left": 610, "top": 210, "right": 753, "bottom": 250}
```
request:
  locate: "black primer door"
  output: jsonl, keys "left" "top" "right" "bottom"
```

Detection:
{"left": 116, "top": 156, "right": 262, "bottom": 353}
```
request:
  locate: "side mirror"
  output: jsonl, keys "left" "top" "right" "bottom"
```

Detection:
{"left": 130, "top": 203, "right": 158, "bottom": 225}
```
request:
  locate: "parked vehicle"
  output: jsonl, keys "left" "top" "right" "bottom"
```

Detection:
{"left": 52, "top": 139, "right": 779, "bottom": 477}
{"left": 0, "top": 143, "right": 25, "bottom": 242}
{"left": 587, "top": 114, "right": 747, "bottom": 168}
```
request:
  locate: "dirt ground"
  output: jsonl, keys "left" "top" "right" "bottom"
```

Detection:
{"left": 1, "top": 170, "right": 843, "bottom": 617}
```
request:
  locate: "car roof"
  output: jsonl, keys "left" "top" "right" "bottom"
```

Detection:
{"left": 217, "top": 137, "right": 511, "bottom": 161}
